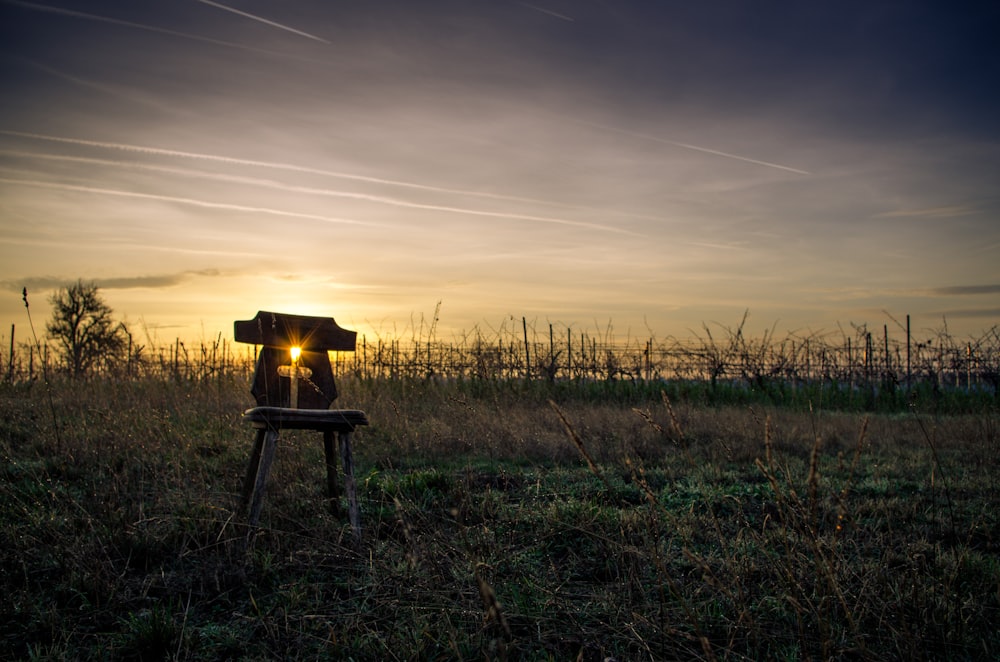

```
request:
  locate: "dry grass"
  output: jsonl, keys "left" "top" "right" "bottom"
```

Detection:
{"left": 1, "top": 375, "right": 998, "bottom": 659}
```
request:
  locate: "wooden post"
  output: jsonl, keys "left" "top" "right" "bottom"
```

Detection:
{"left": 324, "top": 430, "right": 341, "bottom": 515}
{"left": 645, "top": 339, "right": 651, "bottom": 381}
{"left": 567, "top": 328, "right": 572, "bottom": 379}
{"left": 7, "top": 324, "right": 13, "bottom": 382}
{"left": 967, "top": 343, "right": 973, "bottom": 390}
{"left": 340, "top": 431, "right": 361, "bottom": 543}
{"left": 801, "top": 344, "right": 807, "bottom": 382}
{"left": 247, "top": 429, "right": 279, "bottom": 528}
{"left": 240, "top": 429, "right": 267, "bottom": 514}
{"left": 865, "top": 332, "right": 872, "bottom": 383}
{"left": 846, "top": 337, "right": 852, "bottom": 388}
{"left": 883, "top": 325, "right": 890, "bottom": 376}
{"left": 522, "top": 317, "right": 530, "bottom": 379}
{"left": 906, "top": 314, "right": 911, "bottom": 388}
{"left": 549, "top": 323, "right": 554, "bottom": 370}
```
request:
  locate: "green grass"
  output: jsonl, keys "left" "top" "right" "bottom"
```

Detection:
{"left": 1, "top": 376, "right": 998, "bottom": 660}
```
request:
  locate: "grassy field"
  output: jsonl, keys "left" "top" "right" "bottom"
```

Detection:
{"left": 1, "top": 375, "right": 998, "bottom": 660}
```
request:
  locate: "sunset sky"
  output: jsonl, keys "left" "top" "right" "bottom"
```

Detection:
{"left": 1, "top": 0, "right": 998, "bottom": 347}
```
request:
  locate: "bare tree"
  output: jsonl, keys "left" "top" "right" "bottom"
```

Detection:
{"left": 47, "top": 280, "right": 126, "bottom": 377}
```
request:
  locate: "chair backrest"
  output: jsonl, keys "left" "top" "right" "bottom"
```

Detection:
{"left": 234, "top": 311, "right": 357, "bottom": 409}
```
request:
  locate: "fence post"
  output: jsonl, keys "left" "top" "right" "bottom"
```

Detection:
{"left": 549, "top": 323, "right": 554, "bottom": 378}
{"left": 522, "top": 317, "right": 530, "bottom": 379}
{"left": 567, "top": 328, "right": 572, "bottom": 379}
{"left": 967, "top": 343, "right": 973, "bottom": 390}
{"left": 592, "top": 337, "right": 597, "bottom": 378}
{"left": 846, "top": 337, "right": 852, "bottom": 389}
{"left": 802, "top": 343, "right": 809, "bottom": 382}
{"left": 7, "top": 324, "right": 13, "bottom": 382}
{"left": 883, "top": 325, "right": 890, "bottom": 377}
{"left": 865, "top": 332, "right": 872, "bottom": 384}
{"left": 906, "top": 314, "right": 911, "bottom": 388}
{"left": 645, "top": 339, "right": 651, "bottom": 381}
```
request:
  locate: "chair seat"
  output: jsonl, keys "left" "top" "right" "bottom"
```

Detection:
{"left": 244, "top": 406, "right": 369, "bottom": 431}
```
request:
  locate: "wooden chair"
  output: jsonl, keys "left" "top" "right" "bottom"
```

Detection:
{"left": 234, "top": 311, "right": 368, "bottom": 540}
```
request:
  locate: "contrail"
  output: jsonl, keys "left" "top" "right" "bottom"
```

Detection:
{"left": 1, "top": 235, "right": 268, "bottom": 260}
{"left": 572, "top": 119, "right": 810, "bottom": 175}
{"left": 664, "top": 139, "right": 810, "bottom": 175}
{"left": 1, "top": 0, "right": 315, "bottom": 60}
{"left": 875, "top": 206, "right": 973, "bottom": 219}
{"left": 269, "top": 182, "right": 641, "bottom": 235}
{"left": 518, "top": 2, "right": 575, "bottom": 22}
{"left": 0, "top": 177, "right": 380, "bottom": 228}
{"left": 6, "top": 152, "right": 644, "bottom": 235}
{"left": 0, "top": 129, "right": 643, "bottom": 216}
{"left": 687, "top": 241, "right": 747, "bottom": 251}
{"left": 193, "top": 0, "right": 330, "bottom": 44}
{"left": 0, "top": 153, "right": 642, "bottom": 236}
{"left": 15, "top": 57, "right": 191, "bottom": 116}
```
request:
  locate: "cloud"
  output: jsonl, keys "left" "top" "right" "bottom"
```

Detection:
{"left": 926, "top": 284, "right": 1000, "bottom": 296}
{"left": 98, "top": 270, "right": 222, "bottom": 289}
{"left": 926, "top": 308, "right": 1000, "bottom": 319}
{"left": 2, "top": 269, "right": 223, "bottom": 294}
{"left": 808, "top": 284, "right": 1000, "bottom": 301}
{"left": 875, "top": 206, "right": 976, "bottom": 219}
{"left": 2, "top": 275, "right": 67, "bottom": 294}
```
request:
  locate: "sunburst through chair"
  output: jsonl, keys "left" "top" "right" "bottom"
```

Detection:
{"left": 234, "top": 311, "right": 368, "bottom": 540}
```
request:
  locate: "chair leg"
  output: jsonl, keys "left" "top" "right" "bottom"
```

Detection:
{"left": 339, "top": 431, "right": 361, "bottom": 542}
{"left": 323, "top": 430, "right": 342, "bottom": 515}
{"left": 247, "top": 428, "right": 279, "bottom": 527}
{"left": 240, "top": 428, "right": 266, "bottom": 516}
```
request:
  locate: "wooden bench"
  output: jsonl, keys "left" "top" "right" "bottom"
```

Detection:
{"left": 234, "top": 311, "right": 368, "bottom": 540}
